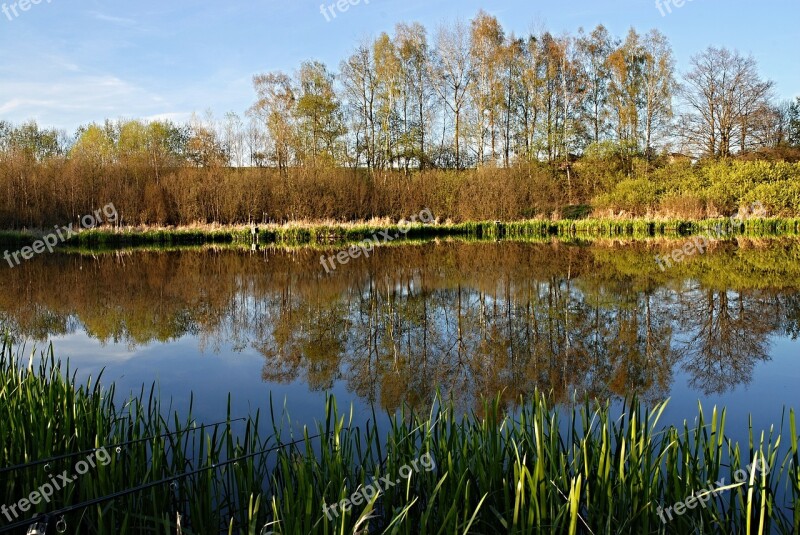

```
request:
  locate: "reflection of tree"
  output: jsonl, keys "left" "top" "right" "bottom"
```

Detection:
{"left": 259, "top": 298, "right": 349, "bottom": 390}
{"left": 677, "top": 288, "right": 774, "bottom": 395}
{"left": 782, "top": 294, "right": 800, "bottom": 340}
{"left": 572, "top": 268, "right": 679, "bottom": 405}
{"left": 593, "top": 292, "right": 678, "bottom": 405}
{"left": 1, "top": 240, "right": 799, "bottom": 412}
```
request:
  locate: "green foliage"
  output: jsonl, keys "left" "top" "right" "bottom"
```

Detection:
{"left": 595, "top": 178, "right": 660, "bottom": 215}
{"left": 3, "top": 338, "right": 799, "bottom": 534}
{"left": 703, "top": 160, "right": 800, "bottom": 215}
{"left": 595, "top": 160, "right": 800, "bottom": 218}
{"left": 0, "top": 120, "right": 62, "bottom": 162}
{"left": 0, "top": 338, "right": 271, "bottom": 534}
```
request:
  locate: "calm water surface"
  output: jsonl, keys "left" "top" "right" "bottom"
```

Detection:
{"left": 2, "top": 239, "right": 799, "bottom": 443}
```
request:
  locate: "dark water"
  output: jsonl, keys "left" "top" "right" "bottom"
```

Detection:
{"left": 2, "top": 238, "right": 799, "bottom": 442}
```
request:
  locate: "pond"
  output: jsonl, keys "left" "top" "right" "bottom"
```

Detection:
{"left": 2, "top": 238, "right": 799, "bottom": 444}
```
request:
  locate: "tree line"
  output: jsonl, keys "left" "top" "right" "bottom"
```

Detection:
{"left": 250, "top": 12, "right": 798, "bottom": 169}
{"left": 1, "top": 11, "right": 800, "bottom": 227}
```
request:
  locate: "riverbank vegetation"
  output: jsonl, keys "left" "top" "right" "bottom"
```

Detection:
{"left": 4, "top": 213, "right": 800, "bottom": 250}
{"left": 1, "top": 11, "right": 799, "bottom": 229}
{"left": 2, "top": 151, "right": 800, "bottom": 230}
{"left": 1, "top": 339, "right": 798, "bottom": 534}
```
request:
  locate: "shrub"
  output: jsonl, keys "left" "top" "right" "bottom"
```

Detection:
{"left": 594, "top": 178, "right": 660, "bottom": 216}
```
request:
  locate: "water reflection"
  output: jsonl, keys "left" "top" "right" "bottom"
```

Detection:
{"left": 1, "top": 239, "right": 798, "bottom": 410}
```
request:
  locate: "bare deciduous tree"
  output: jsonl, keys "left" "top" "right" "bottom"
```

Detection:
{"left": 680, "top": 47, "right": 773, "bottom": 157}
{"left": 431, "top": 20, "right": 473, "bottom": 169}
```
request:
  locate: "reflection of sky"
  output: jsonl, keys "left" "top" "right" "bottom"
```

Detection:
{"left": 45, "top": 331, "right": 390, "bottom": 438}
{"left": 665, "top": 335, "right": 800, "bottom": 447}
{"left": 36, "top": 319, "right": 799, "bottom": 451}
{"left": 5, "top": 243, "right": 794, "bottom": 523}
{"left": 41, "top": 328, "right": 800, "bottom": 521}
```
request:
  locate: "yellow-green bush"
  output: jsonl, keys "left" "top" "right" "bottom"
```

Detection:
{"left": 704, "top": 160, "right": 800, "bottom": 213}
{"left": 594, "top": 178, "right": 661, "bottom": 215}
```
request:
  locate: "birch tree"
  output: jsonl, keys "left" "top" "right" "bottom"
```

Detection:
{"left": 431, "top": 20, "right": 473, "bottom": 169}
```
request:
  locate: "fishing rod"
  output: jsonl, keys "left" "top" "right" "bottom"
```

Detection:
{"left": 0, "top": 431, "right": 329, "bottom": 534}
{"left": 0, "top": 417, "right": 248, "bottom": 475}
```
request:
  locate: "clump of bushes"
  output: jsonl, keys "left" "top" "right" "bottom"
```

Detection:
{"left": 594, "top": 160, "right": 800, "bottom": 218}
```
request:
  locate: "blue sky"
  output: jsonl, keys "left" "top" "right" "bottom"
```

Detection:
{"left": 0, "top": 0, "right": 797, "bottom": 132}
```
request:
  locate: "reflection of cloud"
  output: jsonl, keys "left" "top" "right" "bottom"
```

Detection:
{"left": 48, "top": 333, "right": 140, "bottom": 364}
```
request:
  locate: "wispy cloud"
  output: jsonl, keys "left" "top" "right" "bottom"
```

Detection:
{"left": 86, "top": 11, "right": 137, "bottom": 26}
{"left": 142, "top": 111, "right": 194, "bottom": 124}
{"left": 0, "top": 98, "right": 59, "bottom": 115}
{"left": 0, "top": 70, "right": 173, "bottom": 129}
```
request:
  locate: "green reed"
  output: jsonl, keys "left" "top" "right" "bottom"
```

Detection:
{"left": 69, "top": 228, "right": 239, "bottom": 247}
{"left": 272, "top": 396, "right": 799, "bottom": 534}
{"left": 0, "top": 338, "right": 271, "bottom": 535}
{"left": 1, "top": 338, "right": 799, "bottom": 534}
{"left": 0, "top": 231, "right": 36, "bottom": 248}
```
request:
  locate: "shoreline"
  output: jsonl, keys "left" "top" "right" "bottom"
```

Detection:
{"left": 2, "top": 217, "right": 800, "bottom": 250}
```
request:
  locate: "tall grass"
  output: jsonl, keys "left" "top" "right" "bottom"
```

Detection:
{"left": 3, "top": 217, "right": 800, "bottom": 252}
{"left": 68, "top": 228, "right": 242, "bottom": 247}
{"left": 276, "top": 397, "right": 800, "bottom": 534}
{"left": 0, "top": 338, "right": 271, "bottom": 534}
{"left": 1, "top": 339, "right": 799, "bottom": 533}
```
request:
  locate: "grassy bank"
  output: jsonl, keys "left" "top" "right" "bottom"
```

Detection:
{"left": 1, "top": 340, "right": 799, "bottom": 534}
{"left": 3, "top": 217, "right": 800, "bottom": 251}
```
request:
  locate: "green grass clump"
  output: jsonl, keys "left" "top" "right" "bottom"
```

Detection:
{"left": 274, "top": 396, "right": 800, "bottom": 534}
{"left": 0, "top": 338, "right": 272, "bottom": 534}
{"left": 1, "top": 338, "right": 799, "bottom": 534}
{"left": 68, "top": 228, "right": 236, "bottom": 247}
